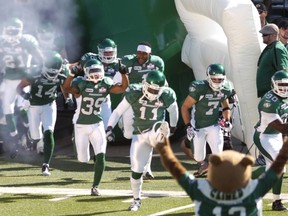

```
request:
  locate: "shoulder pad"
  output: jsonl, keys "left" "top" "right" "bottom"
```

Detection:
{"left": 21, "top": 34, "right": 39, "bottom": 45}
{"left": 161, "top": 87, "right": 177, "bottom": 100}
{"left": 121, "top": 54, "right": 136, "bottom": 62}
{"left": 128, "top": 83, "right": 142, "bottom": 91}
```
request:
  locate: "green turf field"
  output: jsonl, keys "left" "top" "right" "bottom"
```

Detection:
{"left": 0, "top": 143, "right": 287, "bottom": 216}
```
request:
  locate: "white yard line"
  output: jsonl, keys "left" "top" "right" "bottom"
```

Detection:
{"left": 0, "top": 187, "right": 187, "bottom": 197}
{"left": 148, "top": 204, "right": 195, "bottom": 216}
{"left": 0, "top": 187, "right": 287, "bottom": 199}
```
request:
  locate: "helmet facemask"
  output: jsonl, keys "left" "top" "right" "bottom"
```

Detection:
{"left": 272, "top": 78, "right": 288, "bottom": 98}
{"left": 98, "top": 47, "right": 117, "bottom": 64}
{"left": 84, "top": 64, "right": 105, "bottom": 83}
{"left": 143, "top": 82, "right": 163, "bottom": 101}
{"left": 208, "top": 75, "right": 226, "bottom": 91}
{"left": 97, "top": 38, "right": 117, "bottom": 64}
{"left": 42, "top": 66, "right": 62, "bottom": 81}
{"left": 3, "top": 26, "right": 22, "bottom": 44}
{"left": 42, "top": 51, "right": 63, "bottom": 81}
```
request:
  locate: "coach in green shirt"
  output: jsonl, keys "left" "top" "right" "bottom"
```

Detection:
{"left": 256, "top": 23, "right": 288, "bottom": 98}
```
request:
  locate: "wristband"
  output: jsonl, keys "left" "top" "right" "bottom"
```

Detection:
{"left": 222, "top": 107, "right": 231, "bottom": 112}
{"left": 69, "top": 73, "right": 75, "bottom": 77}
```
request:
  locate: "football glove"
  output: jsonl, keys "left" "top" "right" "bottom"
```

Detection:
{"left": 70, "top": 62, "right": 82, "bottom": 76}
{"left": 65, "top": 98, "right": 74, "bottom": 107}
{"left": 118, "top": 60, "right": 128, "bottom": 74}
{"left": 219, "top": 119, "right": 233, "bottom": 132}
{"left": 106, "top": 127, "right": 115, "bottom": 143}
{"left": 186, "top": 124, "right": 196, "bottom": 141}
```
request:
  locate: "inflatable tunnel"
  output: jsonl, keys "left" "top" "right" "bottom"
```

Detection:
{"left": 175, "top": 0, "right": 264, "bottom": 157}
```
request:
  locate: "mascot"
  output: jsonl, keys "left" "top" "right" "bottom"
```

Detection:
{"left": 155, "top": 137, "right": 288, "bottom": 215}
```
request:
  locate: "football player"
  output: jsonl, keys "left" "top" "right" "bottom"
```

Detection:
{"left": 181, "top": 64, "right": 233, "bottom": 177}
{"left": 120, "top": 41, "right": 165, "bottom": 179}
{"left": 62, "top": 58, "right": 128, "bottom": 196}
{"left": 17, "top": 51, "right": 68, "bottom": 176}
{"left": 106, "top": 70, "right": 178, "bottom": 211}
{"left": 0, "top": 17, "right": 43, "bottom": 157}
{"left": 253, "top": 70, "right": 288, "bottom": 211}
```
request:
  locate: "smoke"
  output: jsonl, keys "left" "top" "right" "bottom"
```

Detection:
{"left": 0, "top": 0, "right": 83, "bottom": 61}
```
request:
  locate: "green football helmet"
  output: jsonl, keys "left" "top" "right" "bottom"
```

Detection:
{"left": 83, "top": 59, "right": 104, "bottom": 83}
{"left": 42, "top": 51, "right": 63, "bottom": 81}
{"left": 36, "top": 22, "right": 55, "bottom": 46}
{"left": 206, "top": 64, "right": 226, "bottom": 91}
{"left": 80, "top": 52, "right": 98, "bottom": 67}
{"left": 271, "top": 70, "right": 288, "bottom": 98}
{"left": 143, "top": 70, "right": 166, "bottom": 101}
{"left": 97, "top": 38, "right": 117, "bottom": 64}
{"left": 3, "top": 17, "right": 23, "bottom": 44}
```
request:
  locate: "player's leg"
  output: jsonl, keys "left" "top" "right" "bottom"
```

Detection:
{"left": 28, "top": 105, "right": 43, "bottom": 153}
{"left": 3, "top": 80, "right": 21, "bottom": 157}
{"left": 41, "top": 102, "right": 57, "bottom": 176}
{"left": 74, "top": 124, "right": 90, "bottom": 162}
{"left": 128, "top": 133, "right": 151, "bottom": 211}
{"left": 89, "top": 121, "right": 107, "bottom": 196}
{"left": 261, "top": 133, "right": 288, "bottom": 211}
{"left": 206, "top": 125, "right": 224, "bottom": 154}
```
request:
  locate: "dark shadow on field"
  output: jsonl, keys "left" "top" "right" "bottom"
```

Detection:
{"left": 0, "top": 193, "right": 55, "bottom": 203}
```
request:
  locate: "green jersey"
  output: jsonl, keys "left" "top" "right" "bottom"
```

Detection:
{"left": 121, "top": 54, "right": 164, "bottom": 84}
{"left": 27, "top": 73, "right": 67, "bottom": 106}
{"left": 179, "top": 169, "right": 278, "bottom": 215}
{"left": 189, "top": 80, "right": 233, "bottom": 129}
{"left": 0, "top": 34, "right": 40, "bottom": 80}
{"left": 125, "top": 84, "right": 176, "bottom": 133}
{"left": 255, "top": 90, "right": 288, "bottom": 134}
{"left": 76, "top": 77, "right": 114, "bottom": 124}
{"left": 257, "top": 41, "right": 288, "bottom": 98}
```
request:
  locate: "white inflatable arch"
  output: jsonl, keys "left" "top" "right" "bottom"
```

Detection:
{"left": 175, "top": 0, "right": 264, "bottom": 157}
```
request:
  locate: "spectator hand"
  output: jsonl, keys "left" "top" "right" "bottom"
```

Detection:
{"left": 118, "top": 60, "right": 128, "bottom": 74}
{"left": 106, "top": 127, "right": 115, "bottom": 143}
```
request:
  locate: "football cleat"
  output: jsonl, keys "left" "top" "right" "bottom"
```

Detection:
{"left": 91, "top": 187, "right": 101, "bottom": 196}
{"left": 143, "top": 172, "right": 154, "bottom": 180}
{"left": 128, "top": 199, "right": 141, "bottom": 211}
{"left": 194, "top": 161, "right": 209, "bottom": 178}
{"left": 42, "top": 163, "right": 51, "bottom": 176}
{"left": 272, "top": 199, "right": 288, "bottom": 211}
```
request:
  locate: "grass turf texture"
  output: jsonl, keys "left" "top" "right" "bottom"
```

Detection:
{"left": 0, "top": 143, "right": 287, "bottom": 216}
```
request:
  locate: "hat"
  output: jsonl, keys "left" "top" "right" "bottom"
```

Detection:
{"left": 278, "top": 19, "right": 288, "bottom": 29}
{"left": 259, "top": 24, "right": 279, "bottom": 35}
{"left": 256, "top": 3, "right": 267, "bottom": 12}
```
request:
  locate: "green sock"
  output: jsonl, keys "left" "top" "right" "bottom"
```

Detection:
{"left": 272, "top": 173, "right": 284, "bottom": 195}
{"left": 43, "top": 130, "right": 55, "bottom": 164}
{"left": 19, "top": 109, "right": 29, "bottom": 126}
{"left": 93, "top": 153, "right": 105, "bottom": 188}
{"left": 5, "top": 114, "right": 17, "bottom": 135}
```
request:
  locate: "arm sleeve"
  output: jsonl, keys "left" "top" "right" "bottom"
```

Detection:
{"left": 107, "top": 97, "right": 130, "bottom": 128}
{"left": 167, "top": 101, "right": 179, "bottom": 127}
